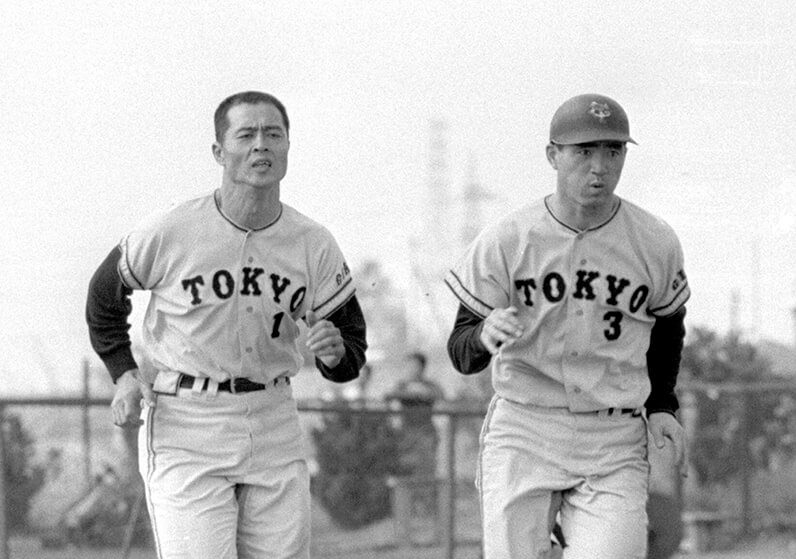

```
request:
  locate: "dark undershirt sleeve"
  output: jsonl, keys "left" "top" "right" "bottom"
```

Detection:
{"left": 447, "top": 303, "right": 492, "bottom": 375}
{"left": 314, "top": 295, "right": 368, "bottom": 383}
{"left": 85, "top": 246, "right": 139, "bottom": 382}
{"left": 644, "top": 306, "right": 687, "bottom": 417}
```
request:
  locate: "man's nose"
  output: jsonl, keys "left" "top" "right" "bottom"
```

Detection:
{"left": 253, "top": 132, "right": 269, "bottom": 151}
{"left": 590, "top": 151, "right": 608, "bottom": 174}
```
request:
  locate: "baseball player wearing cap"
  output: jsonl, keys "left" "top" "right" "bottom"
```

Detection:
{"left": 445, "top": 93, "right": 689, "bottom": 558}
{"left": 86, "top": 91, "right": 367, "bottom": 559}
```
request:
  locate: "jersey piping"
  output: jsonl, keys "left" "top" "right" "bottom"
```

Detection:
{"left": 313, "top": 280, "right": 355, "bottom": 318}
{"left": 119, "top": 236, "right": 144, "bottom": 290}
{"left": 543, "top": 195, "right": 622, "bottom": 234}
{"left": 212, "top": 190, "right": 285, "bottom": 233}
{"left": 649, "top": 282, "right": 690, "bottom": 316}
{"left": 444, "top": 271, "right": 494, "bottom": 318}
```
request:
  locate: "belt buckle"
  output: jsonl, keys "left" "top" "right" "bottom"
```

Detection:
{"left": 230, "top": 377, "right": 237, "bottom": 394}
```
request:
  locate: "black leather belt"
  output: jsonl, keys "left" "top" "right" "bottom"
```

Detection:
{"left": 605, "top": 407, "right": 642, "bottom": 417}
{"left": 178, "top": 375, "right": 288, "bottom": 393}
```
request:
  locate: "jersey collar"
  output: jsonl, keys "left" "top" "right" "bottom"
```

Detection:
{"left": 213, "top": 189, "right": 284, "bottom": 233}
{"left": 543, "top": 195, "right": 622, "bottom": 234}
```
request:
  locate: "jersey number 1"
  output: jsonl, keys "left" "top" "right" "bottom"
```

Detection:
{"left": 271, "top": 312, "right": 284, "bottom": 339}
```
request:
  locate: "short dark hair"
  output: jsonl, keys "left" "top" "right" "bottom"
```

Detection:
{"left": 214, "top": 91, "right": 290, "bottom": 143}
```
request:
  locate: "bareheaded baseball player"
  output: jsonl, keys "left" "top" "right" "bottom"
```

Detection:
{"left": 445, "top": 93, "right": 689, "bottom": 558}
{"left": 86, "top": 91, "right": 367, "bottom": 559}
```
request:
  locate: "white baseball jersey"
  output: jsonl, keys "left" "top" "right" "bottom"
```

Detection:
{"left": 445, "top": 196, "right": 690, "bottom": 412}
{"left": 118, "top": 191, "right": 355, "bottom": 384}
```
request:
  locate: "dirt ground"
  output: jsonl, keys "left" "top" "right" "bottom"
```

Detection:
{"left": 8, "top": 532, "right": 796, "bottom": 559}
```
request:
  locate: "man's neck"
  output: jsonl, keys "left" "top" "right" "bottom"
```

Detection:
{"left": 548, "top": 193, "right": 618, "bottom": 232}
{"left": 217, "top": 182, "right": 281, "bottom": 230}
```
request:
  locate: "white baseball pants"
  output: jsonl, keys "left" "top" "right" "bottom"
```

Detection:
{"left": 478, "top": 396, "right": 650, "bottom": 559}
{"left": 139, "top": 376, "right": 310, "bottom": 559}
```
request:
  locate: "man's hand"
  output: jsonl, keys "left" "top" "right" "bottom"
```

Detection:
{"left": 305, "top": 310, "right": 345, "bottom": 368}
{"left": 648, "top": 412, "right": 687, "bottom": 477}
{"left": 111, "top": 368, "right": 156, "bottom": 429}
{"left": 480, "top": 306, "right": 524, "bottom": 354}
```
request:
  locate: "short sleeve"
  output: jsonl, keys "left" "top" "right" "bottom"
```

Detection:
{"left": 117, "top": 210, "right": 169, "bottom": 291}
{"left": 310, "top": 231, "right": 356, "bottom": 318}
{"left": 647, "top": 228, "right": 690, "bottom": 317}
{"left": 444, "top": 226, "right": 512, "bottom": 319}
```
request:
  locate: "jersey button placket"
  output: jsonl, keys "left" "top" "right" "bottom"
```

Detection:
{"left": 240, "top": 233, "right": 258, "bottom": 370}
{"left": 560, "top": 242, "right": 578, "bottom": 409}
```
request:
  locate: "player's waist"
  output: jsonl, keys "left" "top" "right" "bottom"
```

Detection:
{"left": 498, "top": 395, "right": 643, "bottom": 418}
{"left": 152, "top": 370, "right": 290, "bottom": 395}
{"left": 177, "top": 373, "right": 290, "bottom": 393}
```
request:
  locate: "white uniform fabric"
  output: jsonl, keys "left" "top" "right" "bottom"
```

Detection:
{"left": 118, "top": 192, "right": 355, "bottom": 385}
{"left": 119, "top": 191, "right": 355, "bottom": 559}
{"left": 446, "top": 196, "right": 690, "bottom": 411}
{"left": 479, "top": 396, "right": 649, "bottom": 559}
{"left": 140, "top": 381, "right": 310, "bottom": 559}
{"left": 445, "top": 195, "right": 690, "bottom": 558}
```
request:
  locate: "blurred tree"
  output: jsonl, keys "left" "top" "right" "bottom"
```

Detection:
{"left": 311, "top": 406, "right": 404, "bottom": 529}
{"left": 680, "top": 327, "right": 786, "bottom": 483}
{"left": 2, "top": 413, "right": 46, "bottom": 533}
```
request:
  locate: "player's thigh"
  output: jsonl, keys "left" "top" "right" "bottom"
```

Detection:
{"left": 480, "top": 479, "right": 559, "bottom": 559}
{"left": 559, "top": 459, "right": 649, "bottom": 559}
{"left": 138, "top": 399, "right": 243, "bottom": 559}
{"left": 236, "top": 459, "right": 311, "bottom": 559}
{"left": 143, "top": 462, "right": 239, "bottom": 559}
{"left": 479, "top": 403, "right": 565, "bottom": 558}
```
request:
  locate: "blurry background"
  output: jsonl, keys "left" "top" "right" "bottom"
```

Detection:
{"left": 1, "top": 0, "right": 794, "bottom": 395}
{"left": 0, "top": 1, "right": 794, "bottom": 557}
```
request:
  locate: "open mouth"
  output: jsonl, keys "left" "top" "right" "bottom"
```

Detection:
{"left": 252, "top": 160, "right": 272, "bottom": 168}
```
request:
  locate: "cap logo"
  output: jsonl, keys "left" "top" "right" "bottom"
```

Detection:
{"left": 588, "top": 101, "right": 611, "bottom": 121}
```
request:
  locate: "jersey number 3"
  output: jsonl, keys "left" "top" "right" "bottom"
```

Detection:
{"left": 603, "top": 311, "right": 623, "bottom": 341}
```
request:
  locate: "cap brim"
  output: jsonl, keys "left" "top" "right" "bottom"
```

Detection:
{"left": 552, "top": 131, "right": 637, "bottom": 145}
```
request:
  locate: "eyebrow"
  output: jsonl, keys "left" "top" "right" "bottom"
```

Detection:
{"left": 234, "top": 125, "right": 285, "bottom": 134}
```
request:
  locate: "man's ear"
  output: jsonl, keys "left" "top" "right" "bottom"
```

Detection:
{"left": 545, "top": 143, "right": 559, "bottom": 170}
{"left": 212, "top": 142, "right": 224, "bottom": 166}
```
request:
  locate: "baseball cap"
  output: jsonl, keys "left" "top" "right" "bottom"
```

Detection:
{"left": 549, "top": 93, "right": 636, "bottom": 145}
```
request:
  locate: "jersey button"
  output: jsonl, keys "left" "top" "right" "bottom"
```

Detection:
{"left": 246, "top": 306, "right": 253, "bottom": 313}
{"left": 573, "top": 386, "right": 582, "bottom": 394}
{"left": 576, "top": 310, "right": 583, "bottom": 316}
{"left": 576, "top": 234, "right": 584, "bottom": 240}
{"left": 571, "top": 351, "right": 578, "bottom": 357}
{"left": 580, "top": 259, "right": 587, "bottom": 265}
{"left": 245, "top": 347, "right": 253, "bottom": 353}
{"left": 248, "top": 256, "right": 254, "bottom": 263}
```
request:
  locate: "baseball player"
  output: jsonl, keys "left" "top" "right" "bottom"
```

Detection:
{"left": 86, "top": 91, "right": 367, "bottom": 559}
{"left": 445, "top": 93, "right": 689, "bottom": 558}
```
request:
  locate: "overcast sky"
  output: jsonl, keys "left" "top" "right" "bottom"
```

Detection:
{"left": 1, "top": 1, "right": 794, "bottom": 394}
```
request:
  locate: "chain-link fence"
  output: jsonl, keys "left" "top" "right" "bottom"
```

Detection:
{"left": 0, "top": 382, "right": 794, "bottom": 558}
{"left": 677, "top": 381, "right": 796, "bottom": 552}
{"left": 0, "top": 396, "right": 486, "bottom": 559}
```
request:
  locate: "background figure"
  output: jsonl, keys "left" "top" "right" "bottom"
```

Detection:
{"left": 310, "top": 362, "right": 403, "bottom": 530}
{"left": 386, "top": 352, "right": 445, "bottom": 515}
{"left": 340, "top": 363, "right": 373, "bottom": 403}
